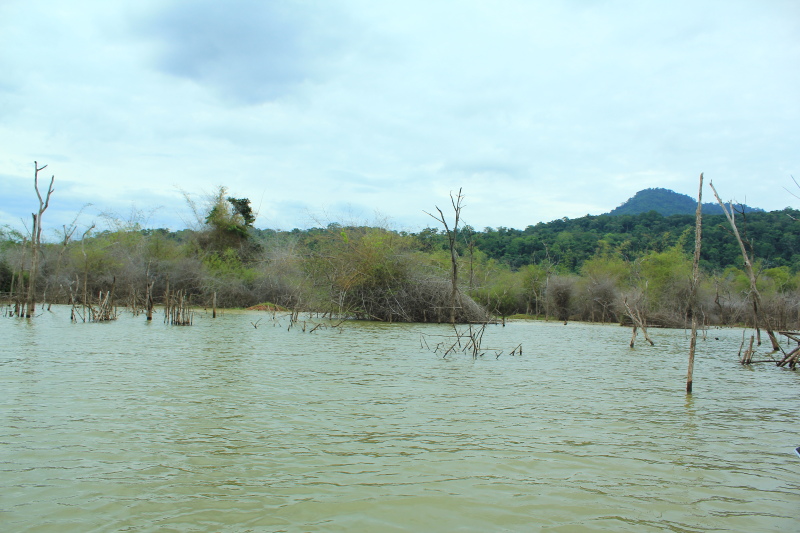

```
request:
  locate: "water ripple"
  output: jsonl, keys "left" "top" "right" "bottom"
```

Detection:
{"left": 1, "top": 310, "right": 799, "bottom": 532}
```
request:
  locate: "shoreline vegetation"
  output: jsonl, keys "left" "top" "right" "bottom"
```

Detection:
{"left": 3, "top": 184, "right": 800, "bottom": 332}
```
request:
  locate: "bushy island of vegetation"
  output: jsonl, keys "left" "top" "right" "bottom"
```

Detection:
{"left": 3, "top": 185, "right": 800, "bottom": 330}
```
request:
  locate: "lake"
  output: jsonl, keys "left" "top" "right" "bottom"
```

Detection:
{"left": 2, "top": 307, "right": 799, "bottom": 532}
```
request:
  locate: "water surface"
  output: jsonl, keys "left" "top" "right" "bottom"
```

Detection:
{"left": 2, "top": 307, "right": 799, "bottom": 532}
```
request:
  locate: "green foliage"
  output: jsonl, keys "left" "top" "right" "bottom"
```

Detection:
{"left": 197, "top": 187, "right": 256, "bottom": 253}
{"left": 346, "top": 230, "right": 405, "bottom": 289}
{"left": 203, "top": 248, "right": 256, "bottom": 283}
{"left": 638, "top": 247, "right": 691, "bottom": 294}
{"left": 8, "top": 187, "right": 798, "bottom": 324}
{"left": 1, "top": 225, "right": 25, "bottom": 252}
{"left": 469, "top": 267, "right": 522, "bottom": 317}
{"left": 761, "top": 266, "right": 796, "bottom": 294}
{"left": 627, "top": 245, "right": 694, "bottom": 321}
{"left": 518, "top": 262, "right": 552, "bottom": 316}
{"left": 143, "top": 230, "right": 185, "bottom": 262}
{"left": 301, "top": 226, "right": 411, "bottom": 316}
{"left": 226, "top": 197, "right": 256, "bottom": 227}
{"left": 719, "top": 266, "right": 749, "bottom": 294}
{"left": 71, "top": 231, "right": 123, "bottom": 277}
{"left": 461, "top": 208, "right": 800, "bottom": 273}
{"left": 580, "top": 254, "right": 631, "bottom": 286}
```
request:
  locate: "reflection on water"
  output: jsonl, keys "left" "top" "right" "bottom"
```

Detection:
{"left": 2, "top": 308, "right": 799, "bottom": 532}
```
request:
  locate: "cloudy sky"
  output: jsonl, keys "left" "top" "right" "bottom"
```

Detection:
{"left": 1, "top": 0, "right": 798, "bottom": 236}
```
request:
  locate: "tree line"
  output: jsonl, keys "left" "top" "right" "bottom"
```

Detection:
{"left": 2, "top": 183, "right": 799, "bottom": 328}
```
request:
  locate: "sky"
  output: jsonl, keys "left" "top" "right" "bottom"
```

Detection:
{"left": 1, "top": 0, "right": 798, "bottom": 237}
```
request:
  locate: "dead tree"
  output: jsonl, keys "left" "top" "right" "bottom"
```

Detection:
{"left": 425, "top": 188, "right": 465, "bottom": 324}
{"left": 709, "top": 181, "right": 779, "bottom": 351}
{"left": 24, "top": 162, "right": 55, "bottom": 317}
{"left": 420, "top": 323, "right": 521, "bottom": 359}
{"left": 686, "top": 173, "right": 703, "bottom": 394}
{"left": 622, "top": 292, "right": 654, "bottom": 347}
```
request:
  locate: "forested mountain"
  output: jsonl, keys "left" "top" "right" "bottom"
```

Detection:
{"left": 608, "top": 188, "right": 764, "bottom": 216}
{"left": 466, "top": 208, "right": 800, "bottom": 271}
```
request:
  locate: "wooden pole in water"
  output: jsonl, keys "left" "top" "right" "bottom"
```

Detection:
{"left": 687, "top": 173, "right": 703, "bottom": 394}
{"left": 212, "top": 291, "right": 217, "bottom": 318}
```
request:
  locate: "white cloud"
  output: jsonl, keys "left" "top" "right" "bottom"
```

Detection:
{"left": 135, "top": 0, "right": 355, "bottom": 104}
{"left": 1, "top": 0, "right": 798, "bottom": 237}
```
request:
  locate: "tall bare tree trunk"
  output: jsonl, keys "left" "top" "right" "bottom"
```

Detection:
{"left": 426, "top": 188, "right": 464, "bottom": 324}
{"left": 709, "top": 181, "right": 779, "bottom": 351}
{"left": 687, "top": 173, "right": 703, "bottom": 394}
{"left": 25, "top": 162, "right": 55, "bottom": 318}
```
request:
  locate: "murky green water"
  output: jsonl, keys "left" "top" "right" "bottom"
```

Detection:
{"left": 2, "top": 307, "right": 799, "bottom": 532}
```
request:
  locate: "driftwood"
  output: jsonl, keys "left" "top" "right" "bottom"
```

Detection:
{"left": 776, "top": 346, "right": 800, "bottom": 369}
{"left": 776, "top": 332, "right": 800, "bottom": 369}
{"left": 777, "top": 331, "right": 800, "bottom": 343}
{"left": 736, "top": 330, "right": 799, "bottom": 368}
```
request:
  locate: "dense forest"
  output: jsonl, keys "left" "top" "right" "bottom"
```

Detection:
{"left": 3, "top": 185, "right": 800, "bottom": 329}
{"left": 465, "top": 208, "right": 799, "bottom": 270}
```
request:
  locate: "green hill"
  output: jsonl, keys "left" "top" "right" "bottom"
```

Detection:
{"left": 608, "top": 188, "right": 763, "bottom": 216}
{"left": 466, "top": 207, "right": 800, "bottom": 272}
